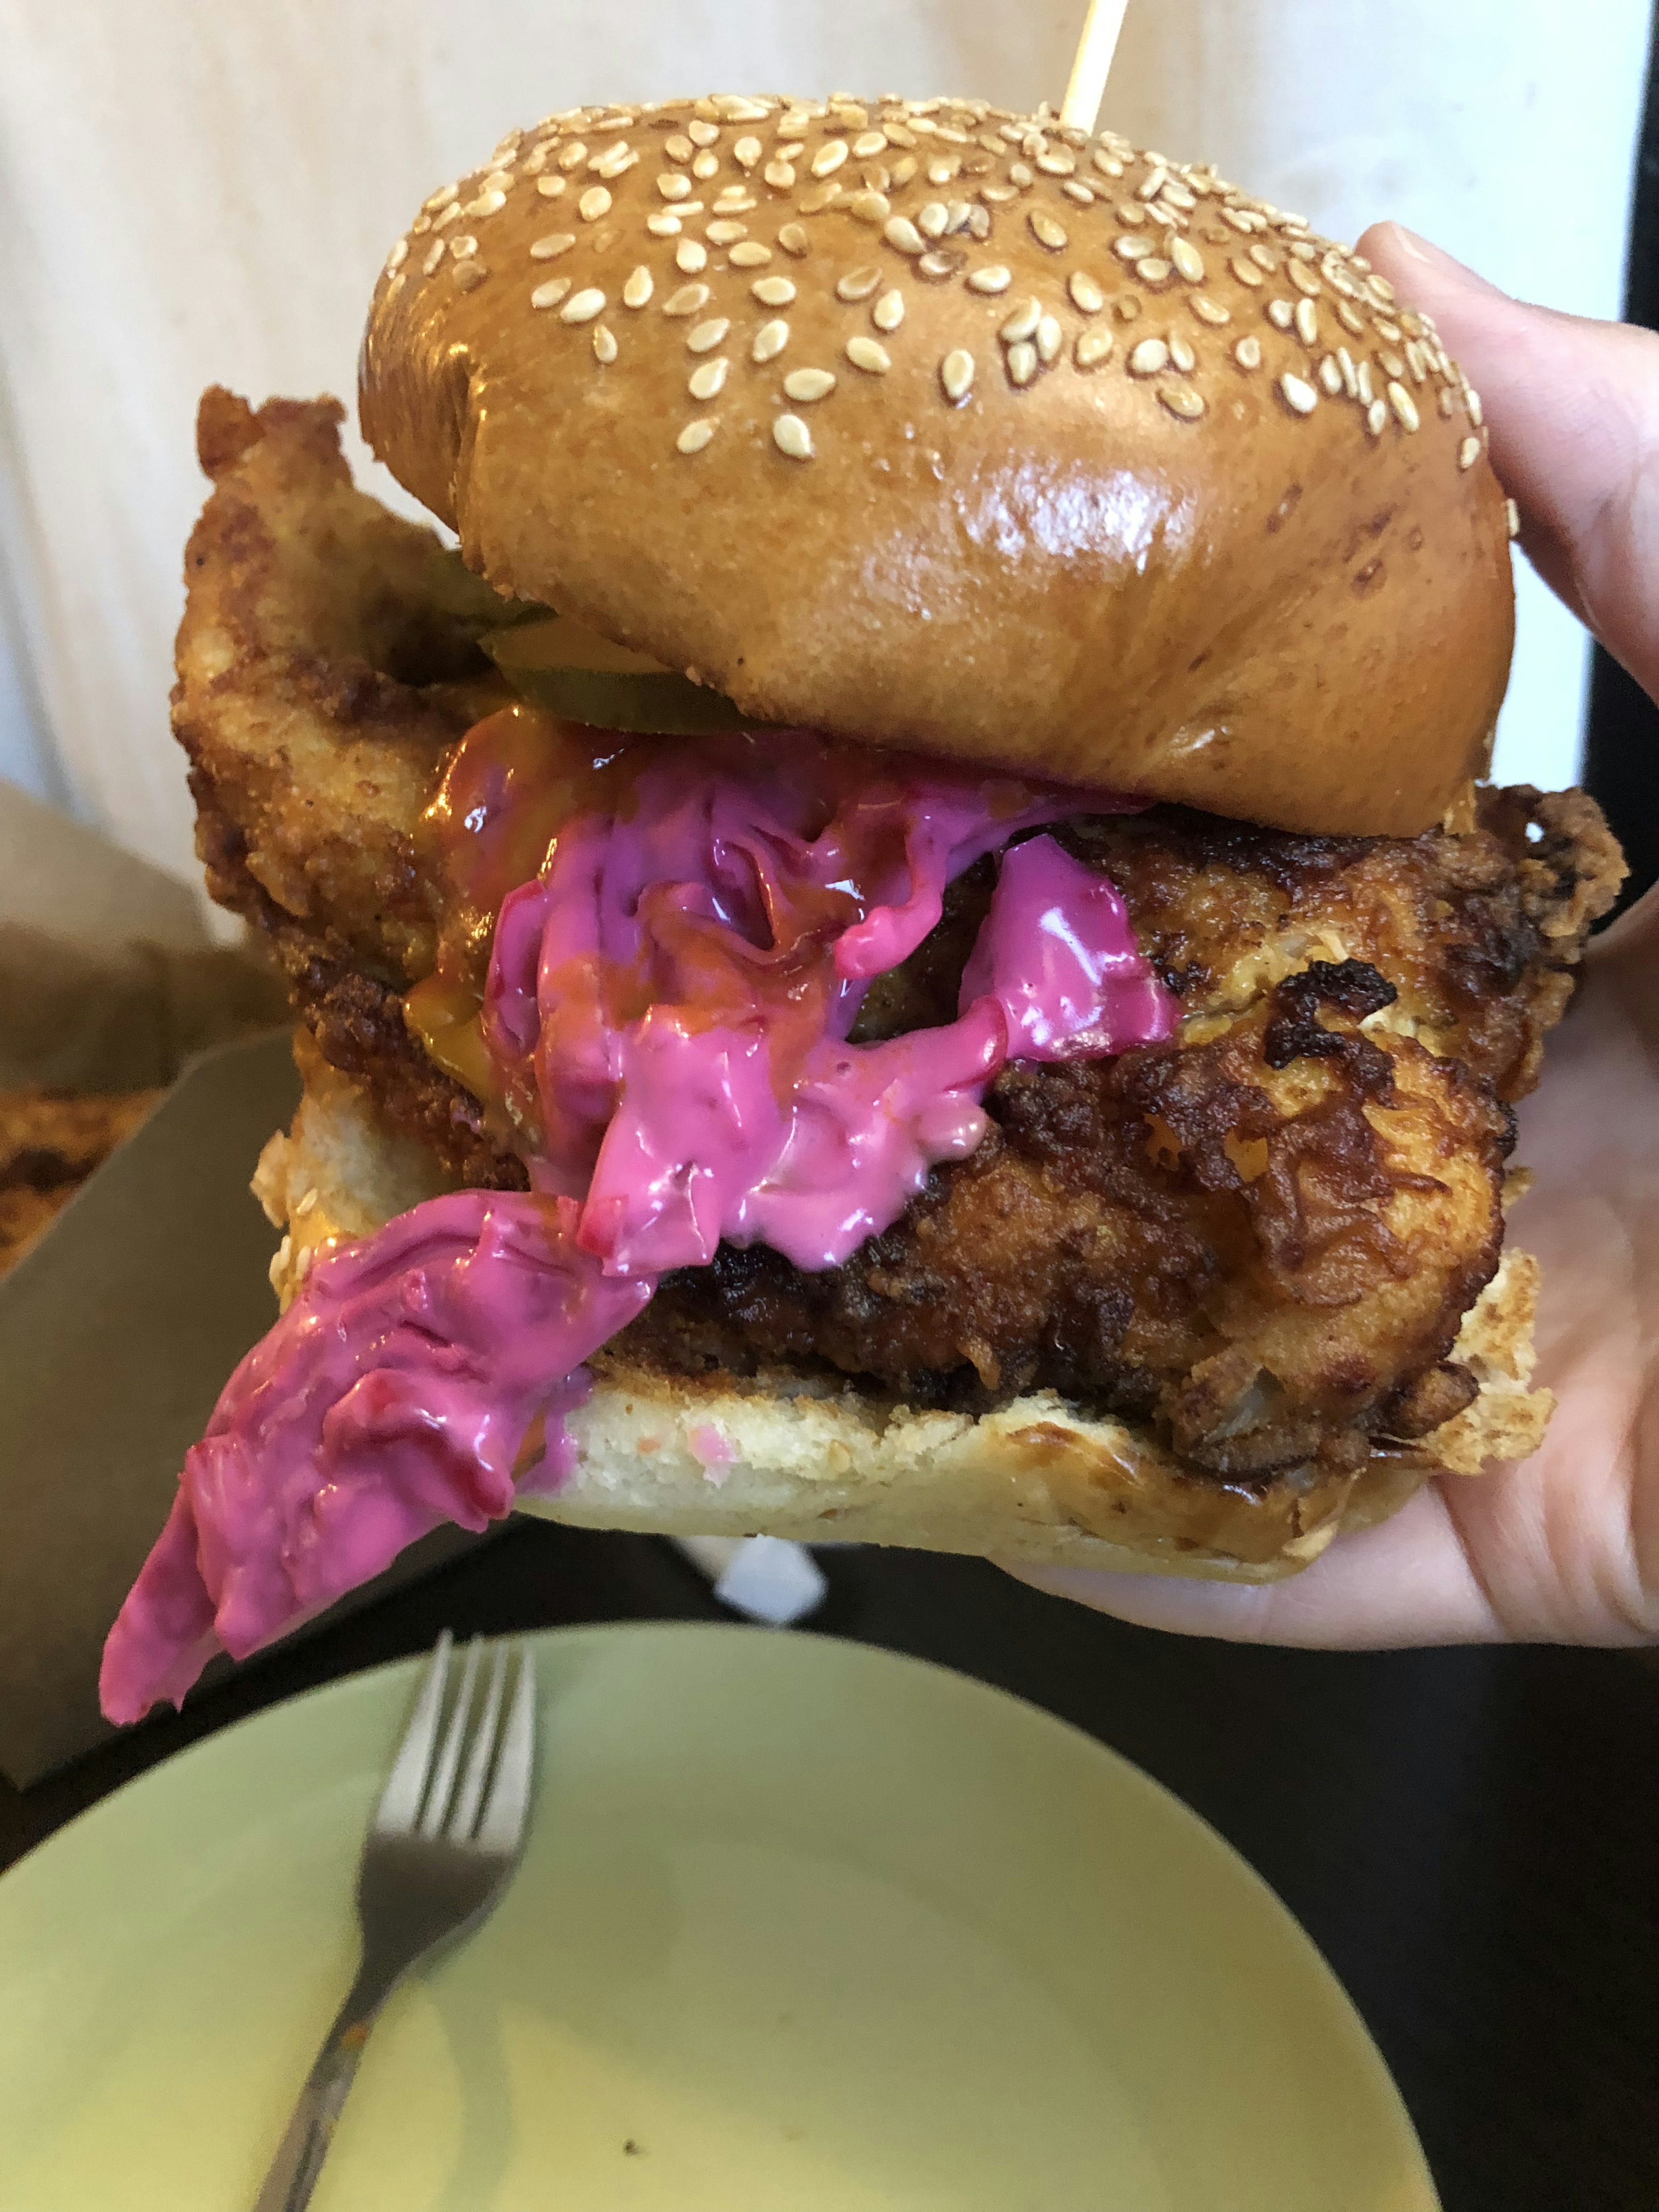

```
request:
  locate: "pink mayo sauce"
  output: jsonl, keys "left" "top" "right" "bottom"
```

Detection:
{"left": 100, "top": 733, "right": 1176, "bottom": 1723}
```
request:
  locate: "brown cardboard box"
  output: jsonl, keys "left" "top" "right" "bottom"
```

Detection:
{"left": 0, "top": 785, "right": 484, "bottom": 1784}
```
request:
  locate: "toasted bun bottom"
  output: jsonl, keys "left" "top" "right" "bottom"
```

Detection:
{"left": 256, "top": 1038, "right": 1550, "bottom": 1581}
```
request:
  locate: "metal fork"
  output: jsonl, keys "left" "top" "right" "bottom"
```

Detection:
{"left": 253, "top": 1633, "right": 537, "bottom": 2212}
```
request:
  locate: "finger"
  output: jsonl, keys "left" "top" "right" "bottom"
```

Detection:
{"left": 1002, "top": 1482, "right": 1507, "bottom": 1647}
{"left": 1358, "top": 221, "right": 1659, "bottom": 703}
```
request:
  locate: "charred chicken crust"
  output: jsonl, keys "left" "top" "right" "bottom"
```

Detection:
{"left": 176, "top": 391, "right": 1627, "bottom": 1487}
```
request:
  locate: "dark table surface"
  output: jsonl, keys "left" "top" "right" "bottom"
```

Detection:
{"left": 3, "top": 1521, "right": 1655, "bottom": 2212}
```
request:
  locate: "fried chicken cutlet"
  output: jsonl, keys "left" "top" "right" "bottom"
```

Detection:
{"left": 177, "top": 392, "right": 1625, "bottom": 1496}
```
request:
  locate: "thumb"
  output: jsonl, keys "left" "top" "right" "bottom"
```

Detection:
{"left": 1359, "top": 221, "right": 1659, "bottom": 705}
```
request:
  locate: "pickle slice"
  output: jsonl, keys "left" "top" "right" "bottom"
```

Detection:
{"left": 423, "top": 547, "right": 544, "bottom": 632}
{"left": 483, "top": 613, "right": 756, "bottom": 735}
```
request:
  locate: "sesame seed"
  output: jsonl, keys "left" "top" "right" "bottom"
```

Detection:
{"left": 665, "top": 135, "right": 694, "bottom": 162}
{"left": 613, "top": 265, "right": 651, "bottom": 313}
{"left": 1287, "top": 261, "right": 1321, "bottom": 298}
{"left": 854, "top": 130, "right": 889, "bottom": 158}
{"left": 1009, "top": 160, "right": 1034, "bottom": 188}
{"left": 561, "top": 287, "right": 606, "bottom": 324}
{"left": 784, "top": 366, "right": 837, "bottom": 402}
{"left": 530, "top": 231, "right": 576, "bottom": 262}
{"left": 719, "top": 96, "right": 772, "bottom": 123}
{"left": 872, "top": 288, "right": 905, "bottom": 330}
{"left": 592, "top": 323, "right": 617, "bottom": 362}
{"left": 684, "top": 316, "right": 730, "bottom": 353}
{"left": 1170, "top": 236, "right": 1205, "bottom": 282}
{"left": 927, "top": 157, "right": 959, "bottom": 186}
{"left": 464, "top": 189, "right": 508, "bottom": 218}
{"left": 1279, "top": 372, "right": 1318, "bottom": 415}
{"left": 1367, "top": 397, "right": 1388, "bottom": 436}
{"left": 1388, "top": 380, "right": 1420, "bottom": 432}
{"left": 846, "top": 334, "right": 891, "bottom": 373}
{"left": 837, "top": 266, "right": 881, "bottom": 300}
{"left": 1000, "top": 296, "right": 1042, "bottom": 343}
{"left": 728, "top": 241, "right": 772, "bottom": 267}
{"left": 1060, "top": 271, "right": 1102, "bottom": 318}
{"left": 1062, "top": 181, "right": 1096, "bottom": 206}
{"left": 1357, "top": 360, "right": 1375, "bottom": 405}
{"left": 1267, "top": 299, "right": 1294, "bottom": 331}
{"left": 663, "top": 282, "right": 710, "bottom": 317}
{"left": 688, "top": 356, "right": 729, "bottom": 399}
{"left": 848, "top": 190, "right": 891, "bottom": 225}
{"left": 1317, "top": 354, "right": 1343, "bottom": 395}
{"left": 578, "top": 185, "right": 612, "bottom": 221}
{"left": 1379, "top": 347, "right": 1407, "bottom": 380}
{"left": 434, "top": 203, "right": 462, "bottom": 231}
{"left": 536, "top": 174, "right": 566, "bottom": 199}
{"left": 1367, "top": 273, "right": 1397, "bottom": 306}
{"left": 941, "top": 347, "right": 976, "bottom": 402}
{"left": 1190, "top": 294, "right": 1230, "bottom": 326}
{"left": 424, "top": 182, "right": 460, "bottom": 211}
{"left": 918, "top": 248, "right": 965, "bottom": 281}
{"left": 385, "top": 237, "right": 409, "bottom": 274}
{"left": 706, "top": 219, "right": 748, "bottom": 245}
{"left": 453, "top": 260, "right": 488, "bottom": 292}
{"left": 1129, "top": 337, "right": 1170, "bottom": 376}
{"left": 752, "top": 318, "right": 789, "bottom": 362}
{"left": 1169, "top": 332, "right": 1196, "bottom": 372}
{"left": 530, "top": 275, "right": 570, "bottom": 309}
{"left": 812, "top": 140, "right": 849, "bottom": 177}
{"left": 1506, "top": 498, "right": 1520, "bottom": 539}
{"left": 773, "top": 113, "right": 809, "bottom": 141}
{"left": 676, "top": 239, "right": 708, "bottom": 274}
{"left": 1035, "top": 314, "right": 1063, "bottom": 364}
{"left": 733, "top": 134, "right": 763, "bottom": 170}
{"left": 1465, "top": 387, "right": 1484, "bottom": 427}
{"left": 967, "top": 204, "right": 992, "bottom": 239}
{"left": 1337, "top": 346, "right": 1358, "bottom": 397}
{"left": 918, "top": 200, "right": 950, "bottom": 239}
{"left": 1233, "top": 334, "right": 1262, "bottom": 369}
{"left": 963, "top": 264, "right": 1011, "bottom": 297}
{"left": 773, "top": 412, "right": 814, "bottom": 459}
{"left": 884, "top": 215, "right": 925, "bottom": 255}
{"left": 1138, "top": 258, "right": 1173, "bottom": 286}
{"left": 1116, "top": 234, "right": 1152, "bottom": 265}
{"left": 1337, "top": 299, "right": 1366, "bottom": 337}
{"left": 778, "top": 223, "right": 810, "bottom": 256}
{"left": 753, "top": 275, "right": 797, "bottom": 307}
{"left": 1092, "top": 148, "right": 1124, "bottom": 178}
{"left": 1029, "top": 210, "right": 1067, "bottom": 251}
{"left": 1074, "top": 327, "right": 1114, "bottom": 368}
{"left": 658, "top": 174, "right": 691, "bottom": 202}
{"left": 980, "top": 183, "right": 1018, "bottom": 205}
{"left": 1295, "top": 297, "right": 1319, "bottom": 347}
{"left": 1160, "top": 385, "right": 1205, "bottom": 419}
{"left": 1459, "top": 435, "right": 1481, "bottom": 470}
{"left": 764, "top": 159, "right": 797, "bottom": 191}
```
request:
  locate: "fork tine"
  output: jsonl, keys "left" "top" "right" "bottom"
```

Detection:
{"left": 419, "top": 1636, "right": 482, "bottom": 1838}
{"left": 373, "top": 1629, "right": 451, "bottom": 1835}
{"left": 474, "top": 1644, "right": 535, "bottom": 1855}
{"left": 448, "top": 1642, "right": 508, "bottom": 1842}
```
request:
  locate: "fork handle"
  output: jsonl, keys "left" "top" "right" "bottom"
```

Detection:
{"left": 252, "top": 1960, "right": 397, "bottom": 2211}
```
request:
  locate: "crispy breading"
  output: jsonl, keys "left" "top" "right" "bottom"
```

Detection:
{"left": 174, "top": 390, "right": 1625, "bottom": 1486}
{"left": 0, "top": 1089, "right": 162, "bottom": 1276}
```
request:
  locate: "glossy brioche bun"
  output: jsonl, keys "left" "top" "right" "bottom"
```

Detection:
{"left": 254, "top": 1041, "right": 1551, "bottom": 1583}
{"left": 361, "top": 92, "right": 1514, "bottom": 838}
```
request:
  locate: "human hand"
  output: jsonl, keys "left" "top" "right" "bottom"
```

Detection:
{"left": 1015, "top": 226, "right": 1659, "bottom": 1647}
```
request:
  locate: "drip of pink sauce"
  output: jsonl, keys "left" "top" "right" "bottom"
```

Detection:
{"left": 100, "top": 735, "right": 1176, "bottom": 1724}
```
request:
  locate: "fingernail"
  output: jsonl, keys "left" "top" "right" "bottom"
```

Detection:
{"left": 1376, "top": 222, "right": 1501, "bottom": 294}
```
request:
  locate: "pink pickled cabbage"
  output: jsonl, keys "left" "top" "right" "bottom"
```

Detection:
{"left": 100, "top": 737, "right": 1175, "bottom": 1723}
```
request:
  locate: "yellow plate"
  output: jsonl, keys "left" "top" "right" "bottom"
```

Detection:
{"left": 0, "top": 1624, "right": 1437, "bottom": 2210}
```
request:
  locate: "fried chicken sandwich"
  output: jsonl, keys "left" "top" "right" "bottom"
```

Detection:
{"left": 101, "top": 91, "right": 1625, "bottom": 1721}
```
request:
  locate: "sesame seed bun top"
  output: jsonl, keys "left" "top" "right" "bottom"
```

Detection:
{"left": 359, "top": 91, "right": 1515, "bottom": 837}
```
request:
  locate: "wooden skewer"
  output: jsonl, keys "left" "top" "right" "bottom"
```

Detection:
{"left": 1059, "top": 0, "right": 1130, "bottom": 133}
